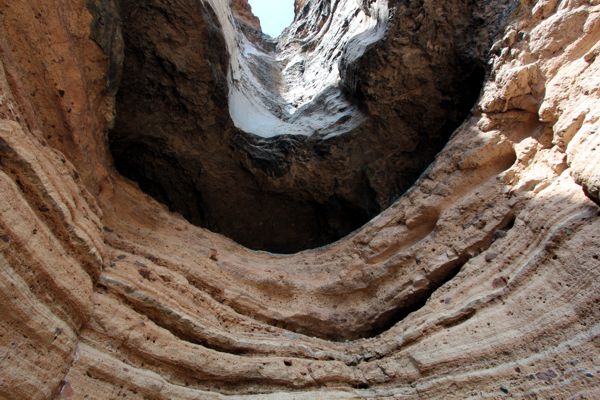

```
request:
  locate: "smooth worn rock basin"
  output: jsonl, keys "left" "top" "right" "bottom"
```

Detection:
{"left": 0, "top": 0, "right": 599, "bottom": 399}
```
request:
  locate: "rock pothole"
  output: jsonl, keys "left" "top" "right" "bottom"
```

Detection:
{"left": 109, "top": 0, "right": 514, "bottom": 253}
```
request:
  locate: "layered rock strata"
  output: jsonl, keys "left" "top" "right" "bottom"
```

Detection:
{"left": 0, "top": 0, "right": 599, "bottom": 399}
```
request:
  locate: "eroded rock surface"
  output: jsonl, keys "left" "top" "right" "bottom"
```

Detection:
{"left": 0, "top": 0, "right": 599, "bottom": 399}
{"left": 109, "top": 0, "right": 514, "bottom": 253}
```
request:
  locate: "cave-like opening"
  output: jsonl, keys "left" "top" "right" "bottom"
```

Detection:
{"left": 109, "top": 0, "right": 496, "bottom": 253}
{"left": 248, "top": 0, "right": 295, "bottom": 38}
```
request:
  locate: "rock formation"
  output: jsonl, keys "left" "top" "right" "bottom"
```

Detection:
{"left": 109, "top": 0, "right": 512, "bottom": 253}
{"left": 0, "top": 0, "right": 599, "bottom": 399}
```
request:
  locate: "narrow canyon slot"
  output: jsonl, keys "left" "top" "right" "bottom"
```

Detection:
{"left": 247, "top": 0, "right": 295, "bottom": 37}
{"left": 109, "top": 0, "right": 492, "bottom": 253}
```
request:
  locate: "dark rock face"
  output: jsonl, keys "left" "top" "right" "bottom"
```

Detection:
{"left": 87, "top": 0, "right": 123, "bottom": 96}
{"left": 109, "top": 0, "right": 514, "bottom": 253}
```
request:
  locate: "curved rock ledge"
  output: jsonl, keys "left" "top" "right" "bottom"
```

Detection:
{"left": 0, "top": 0, "right": 599, "bottom": 399}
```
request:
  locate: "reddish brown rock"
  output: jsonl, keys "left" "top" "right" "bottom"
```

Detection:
{"left": 0, "top": 0, "right": 599, "bottom": 399}
{"left": 231, "top": 0, "right": 261, "bottom": 32}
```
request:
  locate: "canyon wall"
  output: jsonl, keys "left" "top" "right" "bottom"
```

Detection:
{"left": 109, "top": 0, "right": 515, "bottom": 253}
{"left": 0, "top": 0, "right": 599, "bottom": 399}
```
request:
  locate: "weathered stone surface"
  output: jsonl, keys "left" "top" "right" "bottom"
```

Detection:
{"left": 0, "top": 0, "right": 599, "bottom": 399}
{"left": 109, "top": 0, "right": 515, "bottom": 253}
{"left": 0, "top": 0, "right": 117, "bottom": 194}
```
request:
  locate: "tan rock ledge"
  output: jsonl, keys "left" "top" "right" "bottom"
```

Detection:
{"left": 0, "top": 0, "right": 599, "bottom": 399}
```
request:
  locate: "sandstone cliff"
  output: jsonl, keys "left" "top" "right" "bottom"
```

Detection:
{"left": 0, "top": 0, "right": 599, "bottom": 399}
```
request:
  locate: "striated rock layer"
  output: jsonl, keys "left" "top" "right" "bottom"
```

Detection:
{"left": 109, "top": 0, "right": 512, "bottom": 253}
{"left": 0, "top": 0, "right": 599, "bottom": 399}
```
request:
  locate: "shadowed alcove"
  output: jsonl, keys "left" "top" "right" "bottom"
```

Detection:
{"left": 109, "top": 0, "right": 511, "bottom": 253}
